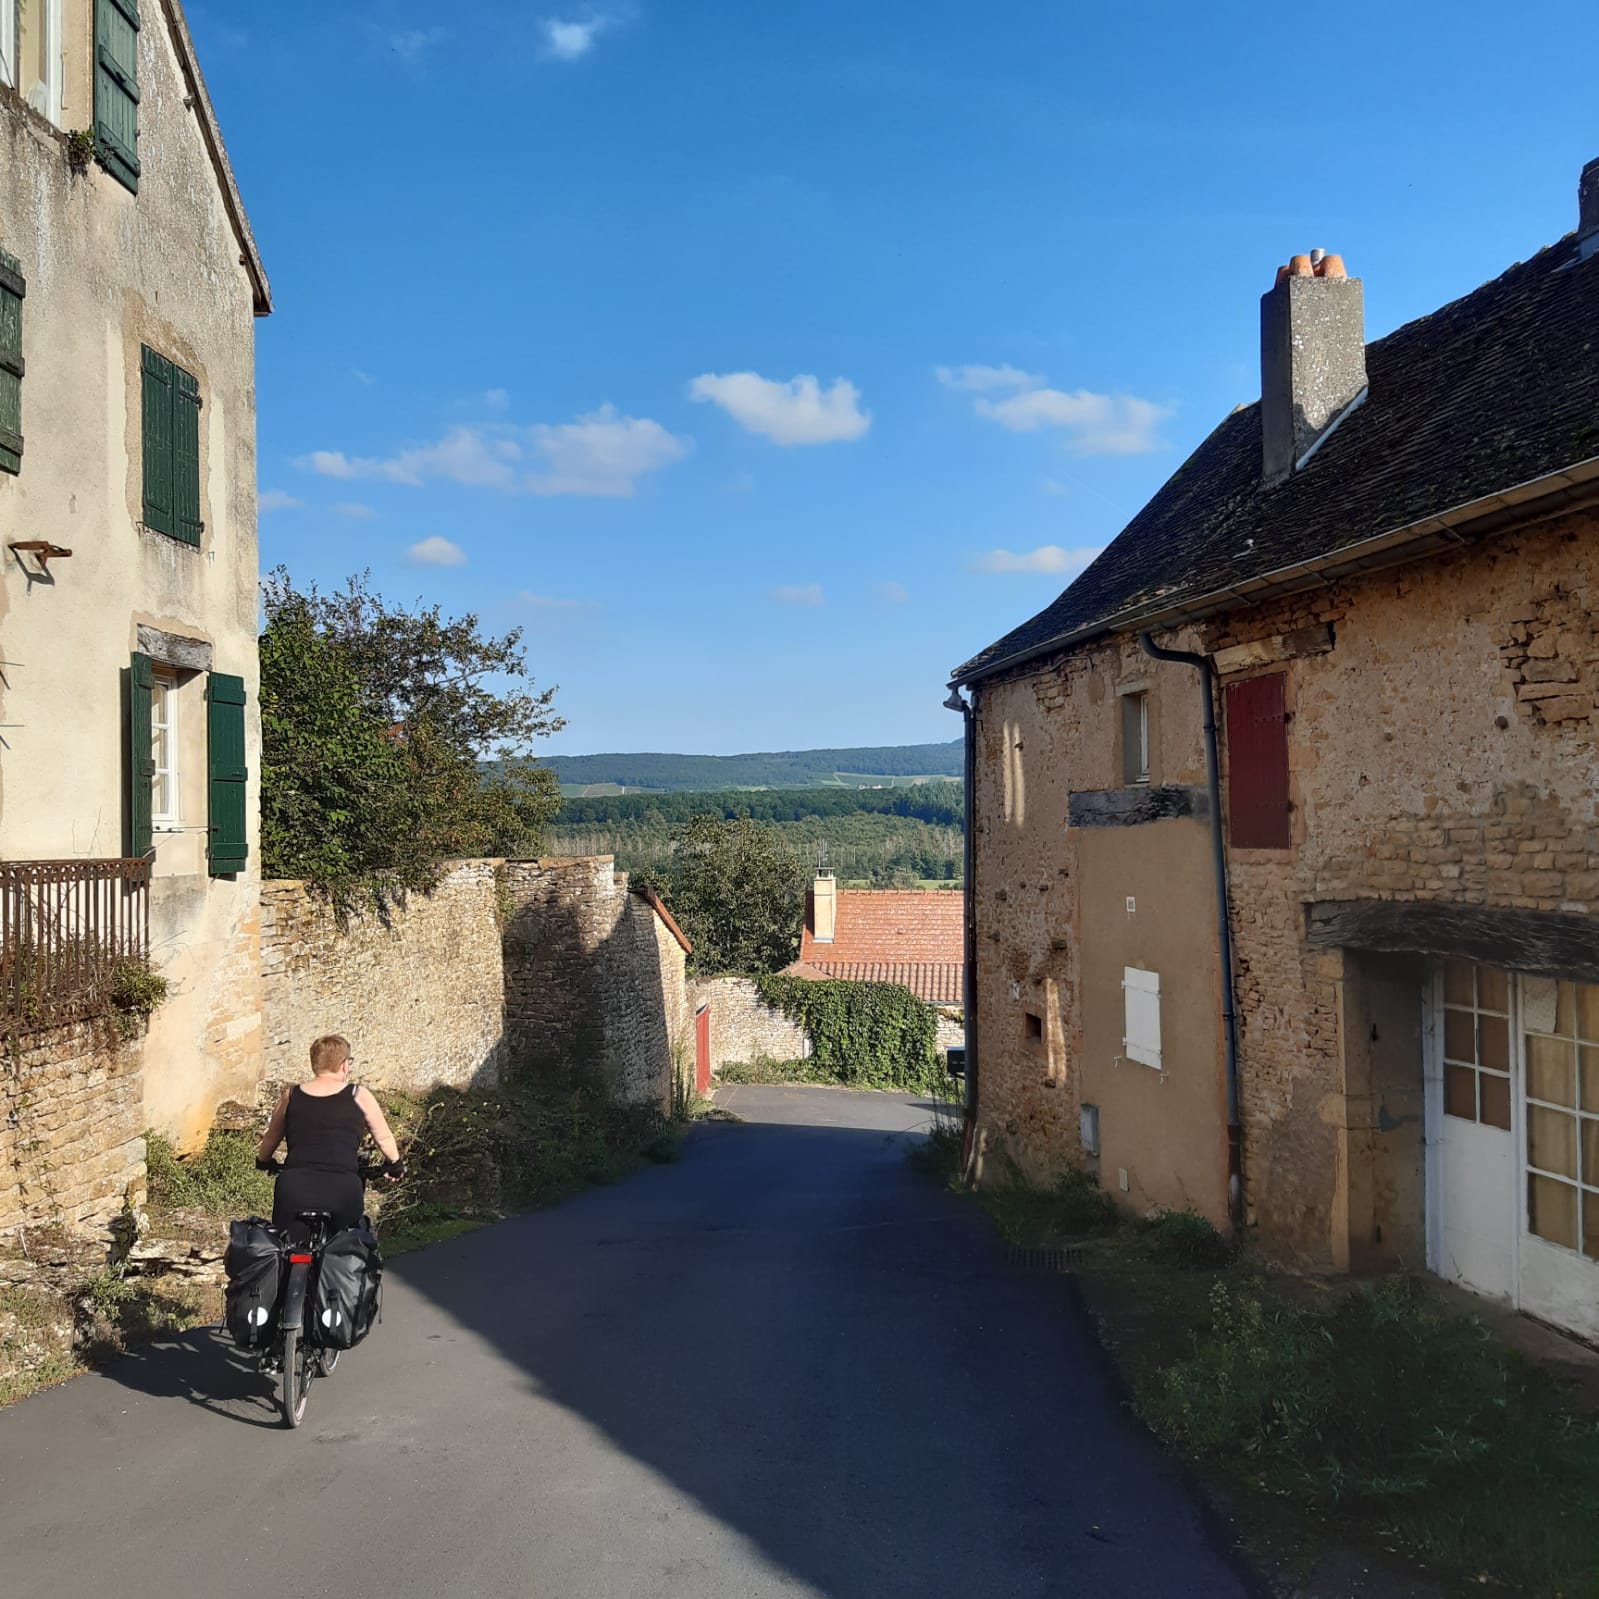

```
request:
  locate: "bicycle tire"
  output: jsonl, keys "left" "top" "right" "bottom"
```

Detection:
{"left": 280, "top": 1328, "right": 311, "bottom": 1428}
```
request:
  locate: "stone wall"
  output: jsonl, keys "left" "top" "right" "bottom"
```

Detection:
{"left": 262, "top": 855, "right": 689, "bottom": 1112}
{"left": 500, "top": 857, "right": 688, "bottom": 1110}
{"left": 690, "top": 977, "right": 813, "bottom": 1069}
{"left": 261, "top": 863, "right": 505, "bottom": 1095}
{"left": 1, "top": 1021, "right": 147, "bottom": 1232}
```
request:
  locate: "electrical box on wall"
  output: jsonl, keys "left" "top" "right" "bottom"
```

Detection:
{"left": 1080, "top": 1103, "right": 1100, "bottom": 1157}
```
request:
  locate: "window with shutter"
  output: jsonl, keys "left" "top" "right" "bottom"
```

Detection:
{"left": 94, "top": 0, "right": 141, "bottom": 193}
{"left": 1122, "top": 966, "right": 1162, "bottom": 1069}
{"left": 141, "top": 345, "right": 203, "bottom": 545}
{"left": 128, "top": 652, "right": 155, "bottom": 859}
{"left": 1224, "top": 673, "right": 1292, "bottom": 849}
{"left": 207, "top": 672, "right": 249, "bottom": 876}
{"left": 0, "top": 248, "right": 22, "bottom": 476}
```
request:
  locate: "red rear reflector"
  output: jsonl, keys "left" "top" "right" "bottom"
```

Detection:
{"left": 288, "top": 1253, "right": 314, "bottom": 1264}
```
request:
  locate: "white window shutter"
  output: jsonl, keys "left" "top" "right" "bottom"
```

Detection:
{"left": 1122, "top": 966, "right": 1162, "bottom": 1069}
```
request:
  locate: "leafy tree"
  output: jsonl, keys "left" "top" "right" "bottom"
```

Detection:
{"left": 646, "top": 816, "right": 808, "bottom": 975}
{"left": 260, "top": 569, "right": 564, "bottom": 905}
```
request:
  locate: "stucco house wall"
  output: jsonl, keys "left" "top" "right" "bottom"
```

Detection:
{"left": 0, "top": 1, "right": 269, "bottom": 1146}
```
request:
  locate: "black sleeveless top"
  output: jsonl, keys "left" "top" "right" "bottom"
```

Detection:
{"left": 283, "top": 1083, "right": 368, "bottom": 1174}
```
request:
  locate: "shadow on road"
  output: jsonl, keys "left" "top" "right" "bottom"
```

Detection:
{"left": 97, "top": 1326, "right": 285, "bottom": 1430}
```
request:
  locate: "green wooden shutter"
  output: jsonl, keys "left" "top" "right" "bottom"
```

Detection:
{"left": 94, "top": 0, "right": 141, "bottom": 193}
{"left": 174, "top": 367, "right": 203, "bottom": 546}
{"left": 128, "top": 653, "right": 155, "bottom": 859}
{"left": 141, "top": 344, "right": 174, "bottom": 534}
{"left": 0, "top": 249, "right": 22, "bottom": 476}
{"left": 207, "top": 672, "right": 249, "bottom": 875}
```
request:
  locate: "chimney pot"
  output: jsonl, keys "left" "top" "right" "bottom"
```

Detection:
{"left": 1309, "top": 248, "right": 1327, "bottom": 266}
{"left": 1260, "top": 253, "right": 1366, "bottom": 486}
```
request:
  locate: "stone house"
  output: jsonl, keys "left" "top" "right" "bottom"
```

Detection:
{"left": 948, "top": 156, "right": 1599, "bottom": 1341}
{"left": 786, "top": 873, "right": 965, "bottom": 1050}
{"left": 1, "top": 0, "right": 270, "bottom": 1195}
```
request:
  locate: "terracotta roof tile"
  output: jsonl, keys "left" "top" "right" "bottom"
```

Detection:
{"left": 797, "top": 889, "right": 965, "bottom": 1005}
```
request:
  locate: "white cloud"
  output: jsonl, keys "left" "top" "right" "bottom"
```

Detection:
{"left": 298, "top": 408, "right": 688, "bottom": 499}
{"left": 539, "top": 13, "right": 617, "bottom": 60}
{"left": 975, "top": 389, "right": 1171, "bottom": 455}
{"left": 688, "top": 372, "right": 870, "bottom": 446}
{"left": 335, "top": 501, "right": 377, "bottom": 520}
{"left": 257, "top": 490, "right": 301, "bottom": 512}
{"left": 975, "top": 545, "right": 1104, "bottom": 575}
{"left": 770, "top": 583, "right": 824, "bottom": 607}
{"left": 940, "top": 363, "right": 1171, "bottom": 455}
{"left": 935, "top": 363, "right": 1042, "bottom": 393}
{"left": 406, "top": 536, "right": 467, "bottom": 567}
{"left": 874, "top": 581, "right": 909, "bottom": 604}
{"left": 391, "top": 27, "right": 445, "bottom": 64}
{"left": 527, "top": 406, "right": 690, "bottom": 497}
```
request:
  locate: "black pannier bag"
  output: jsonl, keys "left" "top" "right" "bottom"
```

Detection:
{"left": 310, "top": 1223, "right": 382, "bottom": 1351}
{"left": 224, "top": 1219, "right": 283, "bottom": 1349}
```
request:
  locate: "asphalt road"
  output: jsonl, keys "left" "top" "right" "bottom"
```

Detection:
{"left": 0, "top": 1087, "right": 1251, "bottom": 1598}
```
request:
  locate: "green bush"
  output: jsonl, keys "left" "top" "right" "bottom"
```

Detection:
{"left": 978, "top": 1162, "right": 1119, "bottom": 1246}
{"left": 1146, "top": 1207, "right": 1233, "bottom": 1268}
{"left": 145, "top": 1129, "right": 273, "bottom": 1217}
{"left": 372, "top": 1079, "right": 671, "bottom": 1249}
{"left": 752, "top": 976, "right": 943, "bottom": 1093}
{"left": 1141, "top": 1276, "right": 1599, "bottom": 1589}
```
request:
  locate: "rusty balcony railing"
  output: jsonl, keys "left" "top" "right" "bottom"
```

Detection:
{"left": 0, "top": 859, "right": 153, "bottom": 1034}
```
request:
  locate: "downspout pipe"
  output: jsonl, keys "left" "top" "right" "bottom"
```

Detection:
{"left": 944, "top": 685, "right": 978, "bottom": 1170}
{"left": 1138, "top": 632, "right": 1244, "bottom": 1230}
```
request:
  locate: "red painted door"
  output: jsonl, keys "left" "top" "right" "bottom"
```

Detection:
{"left": 694, "top": 1005, "right": 711, "bottom": 1094}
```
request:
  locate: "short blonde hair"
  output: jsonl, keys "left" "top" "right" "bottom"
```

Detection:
{"left": 309, "top": 1034, "right": 352, "bottom": 1075}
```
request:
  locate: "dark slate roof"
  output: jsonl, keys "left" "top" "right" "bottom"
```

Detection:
{"left": 955, "top": 233, "right": 1599, "bottom": 683}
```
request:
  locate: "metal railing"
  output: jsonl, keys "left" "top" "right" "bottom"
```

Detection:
{"left": 0, "top": 859, "right": 152, "bottom": 1034}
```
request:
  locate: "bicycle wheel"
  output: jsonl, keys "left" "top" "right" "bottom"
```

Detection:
{"left": 319, "top": 1345, "right": 341, "bottom": 1377}
{"left": 280, "top": 1328, "right": 312, "bottom": 1429}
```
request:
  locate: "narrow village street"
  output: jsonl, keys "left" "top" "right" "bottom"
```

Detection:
{"left": 0, "top": 1090, "right": 1249, "bottom": 1599}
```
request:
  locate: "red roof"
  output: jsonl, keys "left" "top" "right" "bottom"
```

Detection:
{"left": 797, "top": 889, "right": 964, "bottom": 1007}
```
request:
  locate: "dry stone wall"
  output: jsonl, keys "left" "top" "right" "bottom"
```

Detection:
{"left": 1, "top": 1021, "right": 146, "bottom": 1232}
{"left": 261, "top": 863, "right": 506, "bottom": 1094}
{"left": 501, "top": 857, "right": 689, "bottom": 1111}
{"left": 690, "top": 977, "right": 812, "bottom": 1068}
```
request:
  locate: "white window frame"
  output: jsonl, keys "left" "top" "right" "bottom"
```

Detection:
{"left": 1122, "top": 965, "right": 1162, "bottom": 1069}
{"left": 151, "top": 672, "right": 180, "bottom": 828}
{"left": 0, "top": 1, "right": 16, "bottom": 92}
{"left": 1121, "top": 688, "right": 1150, "bottom": 786}
{"left": 7, "top": 0, "right": 62, "bottom": 124}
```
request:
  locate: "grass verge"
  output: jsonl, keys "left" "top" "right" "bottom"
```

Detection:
{"left": 907, "top": 1138, "right": 1599, "bottom": 1597}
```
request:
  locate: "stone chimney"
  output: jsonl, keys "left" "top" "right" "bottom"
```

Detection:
{"left": 1581, "top": 156, "right": 1599, "bottom": 258}
{"left": 812, "top": 871, "right": 836, "bottom": 944}
{"left": 1260, "top": 251, "right": 1367, "bottom": 486}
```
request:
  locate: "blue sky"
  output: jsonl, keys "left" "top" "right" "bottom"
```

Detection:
{"left": 190, "top": 1, "right": 1598, "bottom": 756}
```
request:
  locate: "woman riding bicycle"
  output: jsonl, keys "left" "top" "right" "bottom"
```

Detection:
{"left": 255, "top": 1034, "right": 402, "bottom": 1230}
